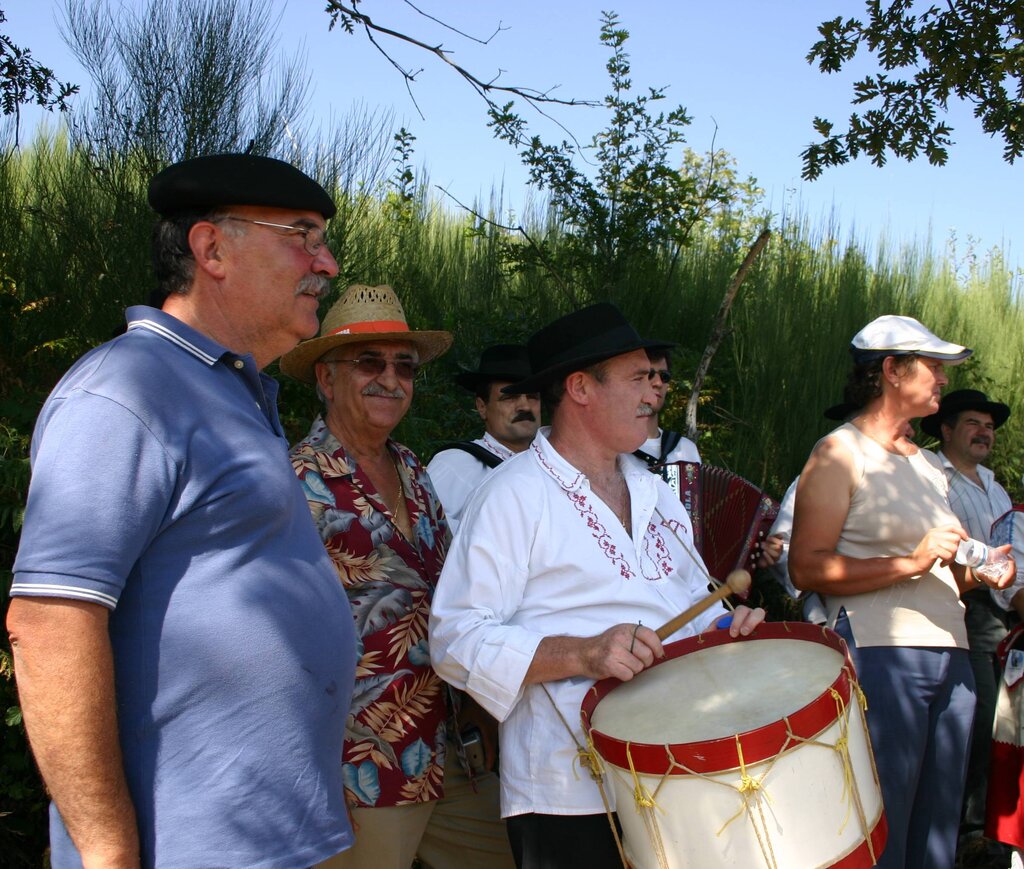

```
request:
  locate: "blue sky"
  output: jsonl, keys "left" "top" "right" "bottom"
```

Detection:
{"left": 8, "top": 0, "right": 1021, "bottom": 268}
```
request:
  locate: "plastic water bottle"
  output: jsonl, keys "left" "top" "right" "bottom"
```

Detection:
{"left": 955, "top": 538, "right": 1011, "bottom": 583}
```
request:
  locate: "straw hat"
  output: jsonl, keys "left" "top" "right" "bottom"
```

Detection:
{"left": 280, "top": 284, "right": 452, "bottom": 383}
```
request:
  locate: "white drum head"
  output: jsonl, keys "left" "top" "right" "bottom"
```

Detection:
{"left": 590, "top": 637, "right": 845, "bottom": 744}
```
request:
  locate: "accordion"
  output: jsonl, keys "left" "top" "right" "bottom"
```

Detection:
{"left": 663, "top": 461, "right": 780, "bottom": 581}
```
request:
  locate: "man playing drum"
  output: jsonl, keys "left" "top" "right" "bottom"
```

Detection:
{"left": 429, "top": 303, "right": 764, "bottom": 869}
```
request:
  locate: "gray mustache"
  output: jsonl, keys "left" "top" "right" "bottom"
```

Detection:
{"left": 296, "top": 274, "right": 330, "bottom": 299}
{"left": 363, "top": 384, "right": 407, "bottom": 399}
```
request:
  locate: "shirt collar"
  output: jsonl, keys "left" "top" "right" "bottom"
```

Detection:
{"left": 125, "top": 305, "right": 247, "bottom": 368}
{"left": 529, "top": 427, "right": 655, "bottom": 495}
{"left": 480, "top": 431, "right": 516, "bottom": 461}
{"left": 937, "top": 450, "right": 995, "bottom": 489}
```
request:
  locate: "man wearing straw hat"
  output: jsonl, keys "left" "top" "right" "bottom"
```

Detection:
{"left": 7, "top": 154, "right": 356, "bottom": 868}
{"left": 281, "top": 284, "right": 513, "bottom": 869}
{"left": 429, "top": 303, "right": 764, "bottom": 868}
{"left": 427, "top": 344, "right": 540, "bottom": 534}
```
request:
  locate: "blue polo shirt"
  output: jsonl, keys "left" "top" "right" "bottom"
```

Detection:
{"left": 12, "top": 306, "right": 355, "bottom": 868}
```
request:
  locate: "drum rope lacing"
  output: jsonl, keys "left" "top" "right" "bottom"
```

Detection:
{"left": 601, "top": 663, "right": 879, "bottom": 869}
{"left": 540, "top": 683, "right": 631, "bottom": 869}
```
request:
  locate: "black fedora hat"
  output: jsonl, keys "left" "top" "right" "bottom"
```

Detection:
{"left": 504, "top": 303, "right": 673, "bottom": 394}
{"left": 920, "top": 389, "right": 1011, "bottom": 439}
{"left": 455, "top": 344, "right": 533, "bottom": 391}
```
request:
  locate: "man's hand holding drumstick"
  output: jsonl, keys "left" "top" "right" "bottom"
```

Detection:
{"left": 524, "top": 570, "right": 767, "bottom": 685}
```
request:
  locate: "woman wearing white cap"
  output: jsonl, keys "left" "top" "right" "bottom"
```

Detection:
{"left": 789, "top": 315, "right": 1016, "bottom": 869}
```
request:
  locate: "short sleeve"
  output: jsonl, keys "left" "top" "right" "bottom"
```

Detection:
{"left": 12, "top": 391, "right": 177, "bottom": 608}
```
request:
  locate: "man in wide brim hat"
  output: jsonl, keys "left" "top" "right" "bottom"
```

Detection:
{"left": 283, "top": 285, "right": 516, "bottom": 867}
{"left": 428, "top": 344, "right": 540, "bottom": 535}
{"left": 920, "top": 388, "right": 1011, "bottom": 440}
{"left": 430, "top": 302, "right": 765, "bottom": 866}
{"left": 920, "top": 387, "right": 1014, "bottom": 849}
{"left": 280, "top": 283, "right": 451, "bottom": 383}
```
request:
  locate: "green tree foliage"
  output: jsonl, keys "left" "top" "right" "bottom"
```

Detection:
{"left": 803, "top": 0, "right": 1024, "bottom": 179}
{"left": 486, "top": 12, "right": 759, "bottom": 308}
{"left": 0, "top": 7, "right": 78, "bottom": 145}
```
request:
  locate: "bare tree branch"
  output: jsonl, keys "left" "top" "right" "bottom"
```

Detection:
{"left": 686, "top": 229, "right": 771, "bottom": 441}
{"left": 324, "top": 1, "right": 599, "bottom": 114}
{"left": 399, "top": 0, "right": 508, "bottom": 45}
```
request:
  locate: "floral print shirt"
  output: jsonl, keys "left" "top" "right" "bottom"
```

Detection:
{"left": 291, "top": 415, "right": 451, "bottom": 808}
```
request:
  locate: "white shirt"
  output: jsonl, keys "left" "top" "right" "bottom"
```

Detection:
{"left": 637, "top": 429, "right": 700, "bottom": 498}
{"left": 427, "top": 432, "right": 515, "bottom": 535}
{"left": 990, "top": 509, "right": 1024, "bottom": 611}
{"left": 429, "top": 428, "right": 725, "bottom": 818}
{"left": 938, "top": 450, "right": 1012, "bottom": 543}
{"left": 636, "top": 428, "right": 701, "bottom": 465}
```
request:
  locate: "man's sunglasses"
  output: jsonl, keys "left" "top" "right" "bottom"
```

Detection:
{"left": 649, "top": 369, "right": 672, "bottom": 384}
{"left": 324, "top": 356, "right": 421, "bottom": 380}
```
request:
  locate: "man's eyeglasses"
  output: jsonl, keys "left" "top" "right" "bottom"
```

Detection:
{"left": 324, "top": 356, "right": 421, "bottom": 381}
{"left": 220, "top": 216, "right": 329, "bottom": 257}
{"left": 649, "top": 369, "right": 672, "bottom": 384}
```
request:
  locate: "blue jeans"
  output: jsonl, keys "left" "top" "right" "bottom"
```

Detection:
{"left": 836, "top": 614, "right": 976, "bottom": 869}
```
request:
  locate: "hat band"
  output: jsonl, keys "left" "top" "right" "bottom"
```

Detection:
{"left": 326, "top": 319, "right": 409, "bottom": 337}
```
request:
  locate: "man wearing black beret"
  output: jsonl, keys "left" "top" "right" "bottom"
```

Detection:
{"left": 8, "top": 154, "right": 356, "bottom": 868}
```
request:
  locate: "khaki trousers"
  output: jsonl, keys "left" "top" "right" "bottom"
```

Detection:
{"left": 317, "top": 745, "right": 514, "bottom": 869}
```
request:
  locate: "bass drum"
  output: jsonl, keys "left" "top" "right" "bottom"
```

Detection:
{"left": 580, "top": 622, "right": 887, "bottom": 869}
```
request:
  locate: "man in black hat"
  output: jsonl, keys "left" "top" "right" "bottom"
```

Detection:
{"left": 7, "top": 154, "right": 356, "bottom": 868}
{"left": 922, "top": 389, "right": 1014, "bottom": 850}
{"left": 429, "top": 303, "right": 764, "bottom": 868}
{"left": 427, "top": 344, "right": 541, "bottom": 534}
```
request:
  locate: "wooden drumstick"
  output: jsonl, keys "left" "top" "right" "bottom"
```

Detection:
{"left": 655, "top": 570, "right": 752, "bottom": 640}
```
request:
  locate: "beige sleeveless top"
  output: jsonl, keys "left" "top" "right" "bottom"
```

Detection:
{"left": 823, "top": 423, "right": 967, "bottom": 648}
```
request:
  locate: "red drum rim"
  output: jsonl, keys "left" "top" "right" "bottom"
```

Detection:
{"left": 581, "top": 621, "right": 857, "bottom": 776}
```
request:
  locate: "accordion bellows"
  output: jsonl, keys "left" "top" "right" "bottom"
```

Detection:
{"left": 674, "top": 462, "right": 780, "bottom": 582}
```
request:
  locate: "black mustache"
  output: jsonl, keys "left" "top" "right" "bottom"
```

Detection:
{"left": 512, "top": 411, "right": 537, "bottom": 423}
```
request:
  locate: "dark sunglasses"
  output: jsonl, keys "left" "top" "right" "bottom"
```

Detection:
{"left": 649, "top": 368, "right": 672, "bottom": 384}
{"left": 328, "top": 357, "right": 421, "bottom": 380}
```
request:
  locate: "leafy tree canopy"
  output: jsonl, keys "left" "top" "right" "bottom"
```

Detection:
{"left": 802, "top": 0, "right": 1024, "bottom": 179}
{"left": 0, "top": 7, "right": 78, "bottom": 142}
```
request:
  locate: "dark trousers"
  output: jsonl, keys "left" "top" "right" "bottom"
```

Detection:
{"left": 506, "top": 813, "right": 623, "bottom": 869}
{"left": 837, "top": 614, "right": 975, "bottom": 869}
{"left": 963, "top": 648, "right": 1002, "bottom": 832}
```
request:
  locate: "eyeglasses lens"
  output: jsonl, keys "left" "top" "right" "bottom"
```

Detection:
{"left": 302, "top": 227, "right": 326, "bottom": 256}
{"left": 648, "top": 369, "right": 672, "bottom": 384}
{"left": 354, "top": 358, "right": 420, "bottom": 380}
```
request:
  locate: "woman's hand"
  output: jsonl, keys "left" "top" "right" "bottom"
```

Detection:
{"left": 908, "top": 525, "right": 967, "bottom": 574}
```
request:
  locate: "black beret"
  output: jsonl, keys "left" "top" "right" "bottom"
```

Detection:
{"left": 148, "top": 153, "right": 336, "bottom": 219}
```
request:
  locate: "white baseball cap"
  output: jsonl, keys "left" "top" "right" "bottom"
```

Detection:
{"left": 850, "top": 315, "right": 972, "bottom": 364}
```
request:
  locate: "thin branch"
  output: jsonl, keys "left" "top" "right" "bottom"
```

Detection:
{"left": 324, "top": 2, "right": 598, "bottom": 111}
{"left": 400, "top": 0, "right": 508, "bottom": 45}
{"left": 686, "top": 229, "right": 771, "bottom": 442}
